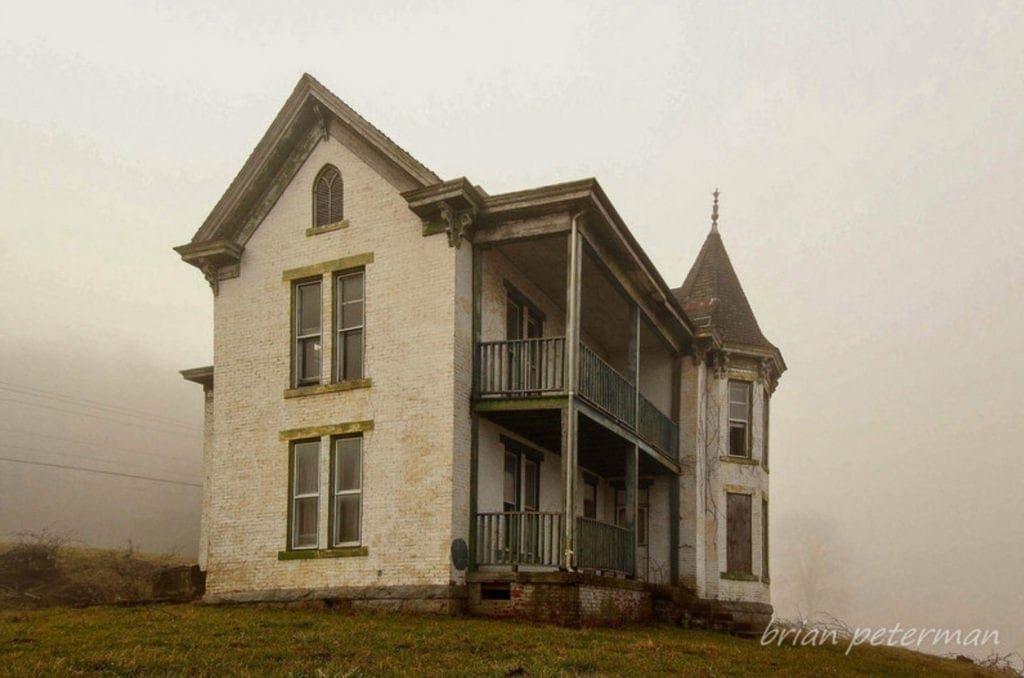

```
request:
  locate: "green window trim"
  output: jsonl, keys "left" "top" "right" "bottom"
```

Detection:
{"left": 282, "top": 252, "right": 374, "bottom": 282}
{"left": 278, "top": 547, "right": 368, "bottom": 561}
{"left": 279, "top": 420, "right": 374, "bottom": 442}
{"left": 284, "top": 378, "right": 372, "bottom": 399}
{"left": 720, "top": 571, "right": 760, "bottom": 582}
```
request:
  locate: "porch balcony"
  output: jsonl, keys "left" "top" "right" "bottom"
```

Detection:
{"left": 475, "top": 511, "right": 634, "bottom": 576}
{"left": 477, "top": 337, "right": 679, "bottom": 461}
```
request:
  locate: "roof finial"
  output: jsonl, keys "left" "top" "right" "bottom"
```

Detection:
{"left": 711, "top": 188, "right": 720, "bottom": 233}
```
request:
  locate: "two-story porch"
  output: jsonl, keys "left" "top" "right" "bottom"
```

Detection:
{"left": 466, "top": 204, "right": 692, "bottom": 590}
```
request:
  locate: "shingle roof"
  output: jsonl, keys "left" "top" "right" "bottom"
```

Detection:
{"left": 672, "top": 229, "right": 776, "bottom": 351}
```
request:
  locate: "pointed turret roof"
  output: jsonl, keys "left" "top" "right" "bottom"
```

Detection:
{"left": 672, "top": 192, "right": 779, "bottom": 355}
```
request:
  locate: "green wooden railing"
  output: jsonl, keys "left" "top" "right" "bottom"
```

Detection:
{"left": 578, "top": 343, "right": 635, "bottom": 426}
{"left": 576, "top": 516, "right": 634, "bottom": 575}
{"left": 478, "top": 337, "right": 566, "bottom": 397}
{"left": 638, "top": 393, "right": 679, "bottom": 459}
{"left": 476, "top": 512, "right": 563, "bottom": 567}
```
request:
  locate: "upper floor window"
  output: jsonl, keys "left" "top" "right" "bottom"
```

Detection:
{"left": 335, "top": 270, "right": 364, "bottom": 381}
{"left": 294, "top": 280, "right": 322, "bottom": 387}
{"left": 728, "top": 380, "right": 752, "bottom": 457}
{"left": 313, "top": 165, "right": 343, "bottom": 228}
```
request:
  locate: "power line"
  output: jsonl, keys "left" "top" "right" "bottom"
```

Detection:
{"left": 0, "top": 456, "right": 202, "bottom": 488}
{"left": 0, "top": 444, "right": 201, "bottom": 484}
{"left": 0, "top": 398, "right": 202, "bottom": 440}
{"left": 0, "top": 426, "right": 201, "bottom": 464}
{"left": 0, "top": 381, "right": 201, "bottom": 431}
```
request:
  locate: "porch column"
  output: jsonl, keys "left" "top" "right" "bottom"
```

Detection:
{"left": 468, "top": 245, "right": 483, "bottom": 570}
{"left": 562, "top": 219, "right": 583, "bottom": 569}
{"left": 669, "top": 354, "right": 682, "bottom": 583}
{"left": 625, "top": 304, "right": 640, "bottom": 576}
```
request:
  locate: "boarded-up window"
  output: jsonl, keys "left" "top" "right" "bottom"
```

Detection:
{"left": 726, "top": 492, "right": 752, "bottom": 574}
{"left": 314, "top": 165, "right": 343, "bottom": 228}
{"left": 728, "top": 380, "right": 751, "bottom": 457}
{"left": 761, "top": 498, "right": 769, "bottom": 579}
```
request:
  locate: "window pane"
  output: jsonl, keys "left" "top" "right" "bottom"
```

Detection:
{"left": 293, "top": 496, "right": 318, "bottom": 548}
{"left": 729, "top": 381, "right": 750, "bottom": 421}
{"left": 523, "top": 460, "right": 539, "bottom": 511}
{"left": 341, "top": 272, "right": 363, "bottom": 303}
{"left": 343, "top": 330, "right": 363, "bottom": 380}
{"left": 298, "top": 283, "right": 321, "bottom": 335}
{"left": 729, "top": 422, "right": 748, "bottom": 456}
{"left": 300, "top": 338, "right": 321, "bottom": 381}
{"left": 293, "top": 442, "right": 319, "bottom": 495}
{"left": 503, "top": 453, "right": 517, "bottom": 510}
{"left": 506, "top": 299, "right": 522, "bottom": 340}
{"left": 334, "top": 438, "right": 361, "bottom": 492}
{"left": 726, "top": 493, "right": 752, "bottom": 574}
{"left": 341, "top": 300, "right": 363, "bottom": 329}
{"left": 334, "top": 494, "right": 360, "bottom": 544}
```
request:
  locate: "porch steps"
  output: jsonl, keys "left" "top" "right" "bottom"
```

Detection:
{"left": 648, "top": 585, "right": 769, "bottom": 638}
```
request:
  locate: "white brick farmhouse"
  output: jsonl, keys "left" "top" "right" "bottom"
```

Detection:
{"left": 177, "top": 74, "right": 785, "bottom": 628}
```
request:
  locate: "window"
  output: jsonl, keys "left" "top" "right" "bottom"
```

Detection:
{"left": 614, "top": 486, "right": 649, "bottom": 546}
{"left": 331, "top": 437, "right": 362, "bottom": 547}
{"left": 501, "top": 437, "right": 541, "bottom": 512}
{"left": 761, "top": 498, "right": 769, "bottom": 579}
{"left": 290, "top": 440, "right": 320, "bottom": 549}
{"left": 504, "top": 283, "right": 544, "bottom": 392}
{"left": 762, "top": 392, "right": 770, "bottom": 467}
{"left": 582, "top": 474, "right": 598, "bottom": 519}
{"left": 313, "top": 165, "right": 343, "bottom": 228}
{"left": 294, "top": 280, "right": 322, "bottom": 387}
{"left": 335, "top": 270, "right": 364, "bottom": 381}
{"left": 726, "top": 492, "right": 752, "bottom": 574}
{"left": 728, "top": 380, "right": 752, "bottom": 457}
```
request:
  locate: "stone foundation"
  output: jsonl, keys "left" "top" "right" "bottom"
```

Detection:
{"left": 468, "top": 571, "right": 651, "bottom": 626}
{"left": 203, "top": 584, "right": 467, "bottom": 614}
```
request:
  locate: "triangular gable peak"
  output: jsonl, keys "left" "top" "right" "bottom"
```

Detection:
{"left": 175, "top": 73, "right": 440, "bottom": 284}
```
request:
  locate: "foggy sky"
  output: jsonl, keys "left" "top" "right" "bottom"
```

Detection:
{"left": 1, "top": 0, "right": 1021, "bottom": 657}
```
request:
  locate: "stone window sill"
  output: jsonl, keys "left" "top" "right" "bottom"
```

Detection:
{"left": 720, "top": 455, "right": 760, "bottom": 466}
{"left": 720, "top": 571, "right": 759, "bottom": 582}
{"left": 278, "top": 546, "right": 368, "bottom": 561}
{"left": 305, "top": 220, "right": 349, "bottom": 237}
{"left": 284, "top": 379, "right": 372, "bottom": 399}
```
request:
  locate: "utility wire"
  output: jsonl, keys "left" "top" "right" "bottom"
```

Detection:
{"left": 0, "top": 456, "right": 202, "bottom": 488}
{"left": 0, "top": 380, "right": 200, "bottom": 431}
{"left": 0, "top": 426, "right": 200, "bottom": 464}
{"left": 0, "top": 443, "right": 201, "bottom": 484}
{"left": 0, "top": 398, "right": 202, "bottom": 440}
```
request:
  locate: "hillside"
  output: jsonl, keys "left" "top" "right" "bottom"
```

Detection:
{"left": 0, "top": 605, "right": 1010, "bottom": 676}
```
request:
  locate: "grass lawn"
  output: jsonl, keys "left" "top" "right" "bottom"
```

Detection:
{"left": 0, "top": 604, "right": 1001, "bottom": 676}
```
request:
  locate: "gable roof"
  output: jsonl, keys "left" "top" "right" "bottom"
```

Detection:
{"left": 672, "top": 228, "right": 779, "bottom": 357}
{"left": 186, "top": 73, "right": 440, "bottom": 247}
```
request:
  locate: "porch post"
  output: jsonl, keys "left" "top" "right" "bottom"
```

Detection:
{"left": 468, "top": 245, "right": 483, "bottom": 570}
{"left": 669, "top": 354, "right": 682, "bottom": 583}
{"left": 562, "top": 219, "right": 583, "bottom": 569}
{"left": 626, "top": 304, "right": 640, "bottom": 576}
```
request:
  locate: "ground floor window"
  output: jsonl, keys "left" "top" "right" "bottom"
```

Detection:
{"left": 582, "top": 473, "right": 598, "bottom": 519}
{"left": 331, "top": 436, "right": 362, "bottom": 547}
{"left": 290, "top": 439, "right": 320, "bottom": 549}
{"left": 726, "top": 492, "right": 753, "bottom": 574}
{"left": 761, "top": 497, "right": 769, "bottom": 579}
{"left": 614, "top": 486, "right": 649, "bottom": 546}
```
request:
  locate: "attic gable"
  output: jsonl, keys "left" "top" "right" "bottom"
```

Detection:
{"left": 175, "top": 74, "right": 440, "bottom": 285}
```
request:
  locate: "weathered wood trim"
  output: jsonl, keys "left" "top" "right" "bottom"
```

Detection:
{"left": 575, "top": 400, "right": 681, "bottom": 475}
{"left": 284, "top": 379, "right": 372, "bottom": 399}
{"left": 473, "top": 397, "right": 567, "bottom": 412}
{"left": 180, "top": 366, "right": 214, "bottom": 390}
{"left": 305, "top": 219, "right": 349, "bottom": 237}
{"left": 282, "top": 252, "right": 374, "bottom": 281}
{"left": 279, "top": 420, "right": 374, "bottom": 441}
{"left": 473, "top": 213, "right": 571, "bottom": 245}
{"left": 277, "top": 546, "right": 368, "bottom": 560}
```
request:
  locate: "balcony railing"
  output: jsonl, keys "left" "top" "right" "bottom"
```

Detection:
{"left": 638, "top": 393, "right": 679, "bottom": 459}
{"left": 476, "top": 337, "right": 677, "bottom": 461}
{"left": 478, "top": 337, "right": 566, "bottom": 397}
{"left": 476, "top": 511, "right": 563, "bottom": 567}
{"left": 576, "top": 516, "right": 634, "bottom": 574}
{"left": 578, "top": 342, "right": 635, "bottom": 426}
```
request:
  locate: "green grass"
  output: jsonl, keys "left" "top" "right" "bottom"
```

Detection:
{"left": 0, "top": 604, "right": 1001, "bottom": 676}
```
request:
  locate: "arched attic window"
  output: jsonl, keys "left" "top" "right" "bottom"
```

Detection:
{"left": 313, "top": 165, "right": 343, "bottom": 228}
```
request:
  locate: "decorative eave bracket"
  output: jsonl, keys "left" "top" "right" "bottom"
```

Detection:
{"left": 173, "top": 239, "right": 244, "bottom": 295}
{"left": 402, "top": 177, "right": 485, "bottom": 249}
